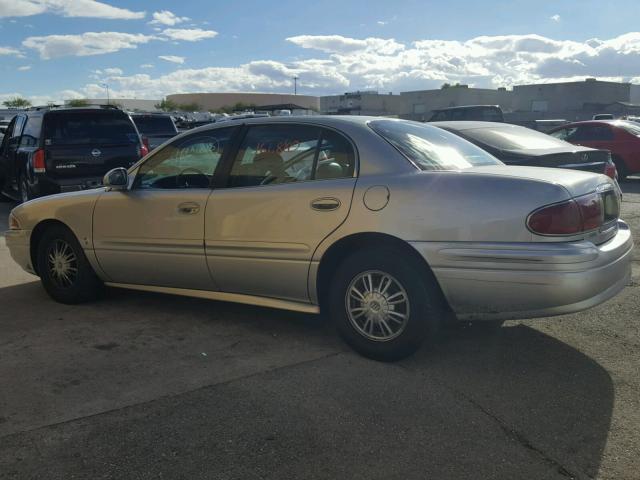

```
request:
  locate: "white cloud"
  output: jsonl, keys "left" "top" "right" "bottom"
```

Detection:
{"left": 17, "top": 65, "right": 32, "bottom": 71}
{"left": 0, "top": 0, "right": 145, "bottom": 19}
{"left": 551, "top": 14, "right": 561, "bottom": 22}
{"left": 286, "top": 34, "right": 404, "bottom": 55}
{"left": 161, "top": 28, "right": 218, "bottom": 42}
{"left": 23, "top": 32, "right": 155, "bottom": 59}
{"left": 149, "top": 10, "right": 189, "bottom": 26}
{"left": 0, "top": 46, "right": 21, "bottom": 56}
{"left": 377, "top": 21, "right": 388, "bottom": 26}
{"left": 140, "top": 63, "right": 154, "bottom": 69}
{"left": 13, "top": 32, "right": 640, "bottom": 102}
{"left": 158, "top": 55, "right": 185, "bottom": 64}
{"left": 102, "top": 67, "right": 123, "bottom": 75}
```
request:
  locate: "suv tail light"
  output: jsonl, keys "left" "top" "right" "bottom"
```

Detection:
{"left": 32, "top": 149, "right": 46, "bottom": 173}
{"left": 140, "top": 136, "right": 150, "bottom": 157}
{"left": 527, "top": 192, "right": 605, "bottom": 236}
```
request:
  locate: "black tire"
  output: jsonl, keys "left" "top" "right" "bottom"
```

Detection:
{"left": 36, "top": 225, "right": 102, "bottom": 304}
{"left": 612, "top": 156, "right": 629, "bottom": 182}
{"left": 18, "top": 171, "right": 34, "bottom": 203}
{"left": 329, "top": 247, "right": 445, "bottom": 362}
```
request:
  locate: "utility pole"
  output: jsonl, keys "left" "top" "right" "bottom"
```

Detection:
{"left": 100, "top": 83, "right": 110, "bottom": 104}
{"left": 293, "top": 76, "right": 299, "bottom": 95}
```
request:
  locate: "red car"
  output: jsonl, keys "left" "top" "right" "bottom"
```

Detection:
{"left": 549, "top": 120, "right": 640, "bottom": 180}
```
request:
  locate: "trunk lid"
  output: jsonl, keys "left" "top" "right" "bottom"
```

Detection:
{"left": 467, "top": 164, "right": 615, "bottom": 198}
{"left": 502, "top": 147, "right": 609, "bottom": 175}
{"left": 466, "top": 165, "right": 620, "bottom": 244}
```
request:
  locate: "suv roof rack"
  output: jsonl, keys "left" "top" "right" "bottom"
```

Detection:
{"left": 27, "top": 104, "right": 122, "bottom": 111}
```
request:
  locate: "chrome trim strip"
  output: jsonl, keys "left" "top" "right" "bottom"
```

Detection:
{"left": 557, "top": 161, "right": 604, "bottom": 168}
{"left": 104, "top": 282, "right": 320, "bottom": 314}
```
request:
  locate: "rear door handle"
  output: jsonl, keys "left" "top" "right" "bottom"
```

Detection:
{"left": 310, "top": 197, "right": 341, "bottom": 211}
{"left": 177, "top": 202, "right": 200, "bottom": 215}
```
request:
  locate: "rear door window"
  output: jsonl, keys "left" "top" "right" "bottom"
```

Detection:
{"left": 226, "top": 125, "right": 356, "bottom": 188}
{"left": 573, "top": 125, "right": 614, "bottom": 141}
{"left": 19, "top": 115, "right": 42, "bottom": 147}
{"left": 44, "top": 112, "right": 139, "bottom": 146}
{"left": 228, "top": 125, "right": 321, "bottom": 188}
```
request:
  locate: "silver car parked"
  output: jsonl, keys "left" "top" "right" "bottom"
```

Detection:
{"left": 5, "top": 117, "right": 634, "bottom": 360}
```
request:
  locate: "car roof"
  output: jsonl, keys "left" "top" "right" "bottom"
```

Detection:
{"left": 430, "top": 121, "right": 518, "bottom": 131}
{"left": 189, "top": 115, "right": 395, "bottom": 132}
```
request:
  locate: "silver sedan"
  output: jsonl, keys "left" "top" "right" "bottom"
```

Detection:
{"left": 5, "top": 116, "right": 634, "bottom": 360}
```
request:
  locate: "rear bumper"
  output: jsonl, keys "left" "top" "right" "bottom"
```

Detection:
{"left": 410, "top": 220, "right": 634, "bottom": 321}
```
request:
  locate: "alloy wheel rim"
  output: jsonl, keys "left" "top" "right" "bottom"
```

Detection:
{"left": 47, "top": 239, "right": 78, "bottom": 288}
{"left": 345, "top": 270, "right": 410, "bottom": 342}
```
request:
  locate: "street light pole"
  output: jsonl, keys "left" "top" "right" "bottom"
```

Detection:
{"left": 293, "top": 76, "right": 299, "bottom": 95}
{"left": 100, "top": 83, "right": 110, "bottom": 105}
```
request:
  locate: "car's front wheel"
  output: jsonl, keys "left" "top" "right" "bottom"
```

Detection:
{"left": 329, "top": 248, "right": 445, "bottom": 361}
{"left": 36, "top": 225, "right": 103, "bottom": 304}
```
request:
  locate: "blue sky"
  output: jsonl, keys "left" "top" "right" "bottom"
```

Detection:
{"left": 1, "top": 0, "right": 640, "bottom": 103}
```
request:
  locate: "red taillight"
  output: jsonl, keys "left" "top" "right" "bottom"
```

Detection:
{"left": 527, "top": 193, "right": 604, "bottom": 236}
{"left": 575, "top": 193, "right": 603, "bottom": 231}
{"left": 33, "top": 149, "right": 45, "bottom": 173}
{"left": 139, "top": 143, "right": 149, "bottom": 158}
{"left": 604, "top": 161, "right": 617, "bottom": 180}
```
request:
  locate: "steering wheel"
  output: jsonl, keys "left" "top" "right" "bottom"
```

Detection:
{"left": 176, "top": 167, "right": 209, "bottom": 188}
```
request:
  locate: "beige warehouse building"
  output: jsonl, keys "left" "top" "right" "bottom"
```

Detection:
{"left": 166, "top": 92, "right": 320, "bottom": 112}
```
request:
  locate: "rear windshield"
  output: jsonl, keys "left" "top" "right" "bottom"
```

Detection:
{"left": 132, "top": 116, "right": 177, "bottom": 135}
{"left": 369, "top": 119, "right": 501, "bottom": 170}
{"left": 616, "top": 121, "right": 640, "bottom": 136}
{"left": 44, "top": 112, "right": 139, "bottom": 146}
{"left": 462, "top": 125, "right": 570, "bottom": 150}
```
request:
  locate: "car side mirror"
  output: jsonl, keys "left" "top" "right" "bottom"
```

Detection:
{"left": 103, "top": 167, "right": 128, "bottom": 191}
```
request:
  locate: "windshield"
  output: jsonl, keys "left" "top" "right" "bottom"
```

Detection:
{"left": 44, "top": 112, "right": 139, "bottom": 145}
{"left": 369, "top": 119, "right": 502, "bottom": 170}
{"left": 462, "top": 125, "right": 570, "bottom": 150}
{"left": 132, "top": 116, "right": 177, "bottom": 135}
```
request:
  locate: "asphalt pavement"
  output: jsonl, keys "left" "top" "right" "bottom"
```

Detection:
{"left": 0, "top": 179, "right": 639, "bottom": 480}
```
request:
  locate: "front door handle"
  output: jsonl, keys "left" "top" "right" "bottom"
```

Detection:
{"left": 310, "top": 197, "right": 341, "bottom": 211}
{"left": 177, "top": 202, "right": 200, "bottom": 215}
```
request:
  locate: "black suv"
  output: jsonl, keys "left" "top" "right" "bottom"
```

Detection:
{"left": 0, "top": 105, "right": 147, "bottom": 202}
{"left": 129, "top": 112, "right": 178, "bottom": 151}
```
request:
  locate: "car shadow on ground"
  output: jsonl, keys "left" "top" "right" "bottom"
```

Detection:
{"left": 0, "top": 282, "right": 613, "bottom": 479}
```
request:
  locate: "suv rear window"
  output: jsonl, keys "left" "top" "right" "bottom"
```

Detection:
{"left": 132, "top": 116, "right": 177, "bottom": 135}
{"left": 44, "top": 112, "right": 139, "bottom": 146}
{"left": 370, "top": 119, "right": 501, "bottom": 170}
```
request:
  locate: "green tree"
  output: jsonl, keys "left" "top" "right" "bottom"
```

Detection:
{"left": 2, "top": 96, "right": 31, "bottom": 108}
{"left": 67, "top": 99, "right": 90, "bottom": 107}
{"left": 178, "top": 102, "right": 201, "bottom": 112}
{"left": 155, "top": 98, "right": 178, "bottom": 111}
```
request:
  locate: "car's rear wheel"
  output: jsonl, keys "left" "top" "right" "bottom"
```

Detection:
{"left": 612, "top": 156, "right": 629, "bottom": 182}
{"left": 36, "top": 225, "right": 102, "bottom": 304}
{"left": 329, "top": 247, "right": 444, "bottom": 361}
{"left": 18, "top": 171, "right": 34, "bottom": 203}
